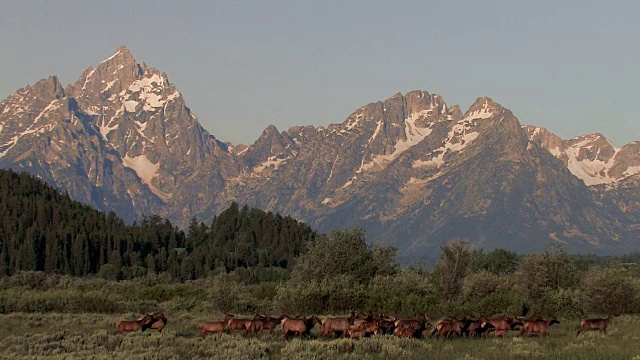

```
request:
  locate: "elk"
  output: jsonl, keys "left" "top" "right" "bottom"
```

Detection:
{"left": 395, "top": 315, "right": 429, "bottom": 335}
{"left": 483, "top": 316, "right": 521, "bottom": 337}
{"left": 461, "top": 317, "right": 487, "bottom": 337}
{"left": 147, "top": 312, "right": 168, "bottom": 332}
{"left": 281, "top": 315, "right": 318, "bottom": 338}
{"left": 577, "top": 314, "right": 615, "bottom": 336}
{"left": 115, "top": 314, "right": 154, "bottom": 334}
{"left": 394, "top": 326, "right": 417, "bottom": 338}
{"left": 379, "top": 318, "right": 396, "bottom": 335}
{"left": 432, "top": 318, "right": 464, "bottom": 339}
{"left": 351, "top": 311, "right": 375, "bottom": 328}
{"left": 520, "top": 317, "right": 560, "bottom": 336}
{"left": 260, "top": 315, "right": 284, "bottom": 332}
{"left": 321, "top": 315, "right": 354, "bottom": 338}
{"left": 199, "top": 321, "right": 227, "bottom": 338}
{"left": 348, "top": 329, "right": 367, "bottom": 339}
{"left": 420, "top": 322, "right": 434, "bottom": 338}
{"left": 349, "top": 321, "right": 380, "bottom": 337}
{"left": 226, "top": 316, "right": 252, "bottom": 334}
{"left": 244, "top": 319, "right": 264, "bottom": 335}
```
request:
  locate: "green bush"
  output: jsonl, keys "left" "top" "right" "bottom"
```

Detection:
{"left": 367, "top": 270, "right": 439, "bottom": 316}
{"left": 579, "top": 265, "right": 638, "bottom": 315}
{"left": 462, "top": 270, "right": 502, "bottom": 302}
{"left": 542, "top": 288, "right": 581, "bottom": 317}
{"left": 275, "top": 274, "right": 367, "bottom": 314}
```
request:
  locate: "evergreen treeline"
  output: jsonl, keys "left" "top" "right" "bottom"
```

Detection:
{"left": 0, "top": 169, "right": 316, "bottom": 280}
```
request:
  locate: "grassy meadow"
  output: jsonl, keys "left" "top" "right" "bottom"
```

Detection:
{"left": 1, "top": 311, "right": 640, "bottom": 360}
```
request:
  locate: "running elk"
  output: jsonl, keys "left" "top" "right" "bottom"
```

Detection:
{"left": 199, "top": 321, "right": 227, "bottom": 338}
{"left": 520, "top": 317, "right": 560, "bottom": 336}
{"left": 577, "top": 314, "right": 615, "bottom": 336}
{"left": 115, "top": 314, "right": 154, "bottom": 334}
{"left": 147, "top": 312, "right": 167, "bottom": 332}
{"left": 320, "top": 314, "right": 354, "bottom": 338}
{"left": 281, "top": 315, "right": 320, "bottom": 338}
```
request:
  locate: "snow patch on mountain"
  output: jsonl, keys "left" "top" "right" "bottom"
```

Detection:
{"left": 358, "top": 109, "right": 435, "bottom": 173}
{"left": 101, "top": 49, "right": 122, "bottom": 64}
{"left": 254, "top": 154, "right": 290, "bottom": 173}
{"left": 624, "top": 166, "right": 640, "bottom": 177}
{"left": 340, "top": 178, "right": 354, "bottom": 190}
{"left": 464, "top": 99, "right": 494, "bottom": 120}
{"left": 99, "top": 108, "right": 123, "bottom": 140}
{"left": 367, "top": 119, "right": 384, "bottom": 145}
{"left": 81, "top": 68, "right": 96, "bottom": 92}
{"left": 566, "top": 155, "right": 613, "bottom": 185}
{"left": 123, "top": 154, "right": 158, "bottom": 185}
{"left": 34, "top": 100, "right": 63, "bottom": 122}
{"left": 0, "top": 136, "right": 19, "bottom": 158}
{"left": 413, "top": 120, "right": 479, "bottom": 169}
{"left": 119, "top": 74, "right": 179, "bottom": 114}
{"left": 549, "top": 147, "right": 563, "bottom": 158}
{"left": 326, "top": 154, "right": 339, "bottom": 183}
{"left": 345, "top": 112, "right": 365, "bottom": 131}
{"left": 127, "top": 74, "right": 165, "bottom": 93}
{"left": 563, "top": 135, "right": 622, "bottom": 186}
{"left": 102, "top": 79, "right": 118, "bottom": 93}
{"left": 124, "top": 100, "right": 138, "bottom": 113}
{"left": 134, "top": 119, "right": 148, "bottom": 133}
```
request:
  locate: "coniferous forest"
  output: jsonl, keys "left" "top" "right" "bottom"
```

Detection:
{"left": 0, "top": 169, "right": 316, "bottom": 280}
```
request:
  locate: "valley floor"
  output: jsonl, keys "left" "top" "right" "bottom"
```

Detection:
{"left": 1, "top": 312, "right": 640, "bottom": 359}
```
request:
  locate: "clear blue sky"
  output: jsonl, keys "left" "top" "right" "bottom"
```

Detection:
{"left": 1, "top": 0, "right": 638, "bottom": 146}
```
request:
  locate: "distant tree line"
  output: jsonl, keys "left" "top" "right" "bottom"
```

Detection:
{"left": 1, "top": 169, "right": 639, "bottom": 318}
{"left": 0, "top": 169, "right": 316, "bottom": 280}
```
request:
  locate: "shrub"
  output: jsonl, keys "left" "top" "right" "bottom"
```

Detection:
{"left": 367, "top": 270, "right": 439, "bottom": 316}
{"left": 580, "top": 265, "right": 638, "bottom": 315}
{"left": 275, "top": 274, "right": 367, "bottom": 314}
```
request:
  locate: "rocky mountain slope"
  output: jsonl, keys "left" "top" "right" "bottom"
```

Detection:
{"left": 1, "top": 46, "right": 638, "bottom": 259}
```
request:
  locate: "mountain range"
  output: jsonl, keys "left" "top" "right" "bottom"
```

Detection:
{"left": 1, "top": 46, "right": 638, "bottom": 260}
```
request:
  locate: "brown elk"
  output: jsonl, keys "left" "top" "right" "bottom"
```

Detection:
{"left": 260, "top": 315, "right": 284, "bottom": 332}
{"left": 146, "top": 312, "right": 167, "bottom": 332}
{"left": 394, "top": 326, "right": 416, "bottom": 338}
{"left": 351, "top": 311, "right": 375, "bottom": 328}
{"left": 392, "top": 316, "right": 431, "bottom": 339}
{"left": 349, "top": 321, "right": 380, "bottom": 337}
{"left": 306, "top": 316, "right": 322, "bottom": 334}
{"left": 226, "top": 316, "right": 252, "bottom": 334}
{"left": 520, "top": 317, "right": 560, "bottom": 336}
{"left": 244, "top": 319, "right": 264, "bottom": 335}
{"left": 199, "top": 321, "right": 227, "bottom": 338}
{"left": 483, "top": 316, "right": 521, "bottom": 337}
{"left": 379, "top": 318, "right": 396, "bottom": 335}
{"left": 432, "top": 318, "right": 464, "bottom": 339}
{"left": 347, "top": 327, "right": 368, "bottom": 339}
{"left": 320, "top": 315, "right": 354, "bottom": 338}
{"left": 281, "top": 315, "right": 318, "bottom": 338}
{"left": 420, "top": 322, "right": 434, "bottom": 338}
{"left": 576, "top": 314, "right": 615, "bottom": 336}
{"left": 114, "top": 314, "right": 154, "bottom": 334}
{"left": 468, "top": 320, "right": 493, "bottom": 337}
{"left": 395, "top": 316, "right": 428, "bottom": 333}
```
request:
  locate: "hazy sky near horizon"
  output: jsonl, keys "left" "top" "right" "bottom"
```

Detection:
{"left": 1, "top": 1, "right": 638, "bottom": 146}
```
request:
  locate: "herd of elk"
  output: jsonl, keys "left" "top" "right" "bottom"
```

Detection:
{"left": 115, "top": 310, "right": 620, "bottom": 340}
